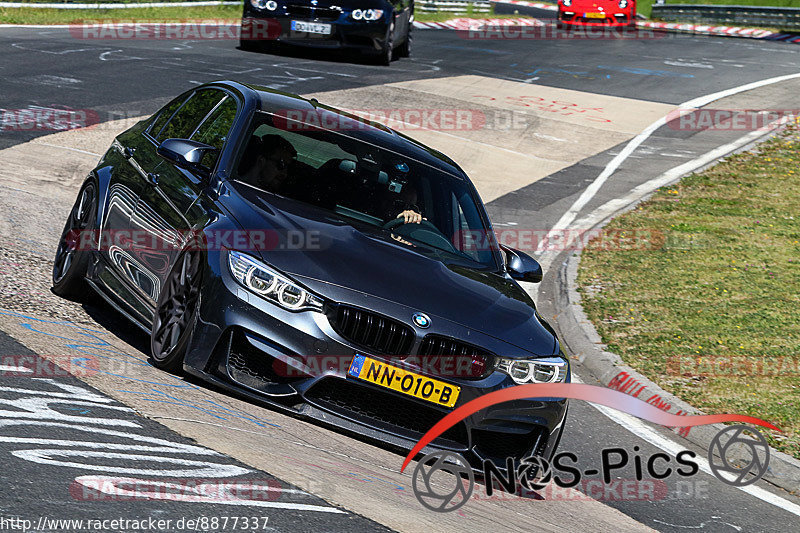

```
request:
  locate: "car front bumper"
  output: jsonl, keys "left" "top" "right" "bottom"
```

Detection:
{"left": 558, "top": 11, "right": 635, "bottom": 27}
{"left": 182, "top": 252, "right": 569, "bottom": 472}
{"left": 241, "top": 12, "right": 389, "bottom": 52}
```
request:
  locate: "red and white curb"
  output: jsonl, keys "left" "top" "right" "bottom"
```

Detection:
{"left": 411, "top": 8, "right": 800, "bottom": 45}
{"left": 636, "top": 20, "right": 785, "bottom": 40}
{"left": 413, "top": 17, "right": 544, "bottom": 30}
{"left": 490, "top": 0, "right": 558, "bottom": 11}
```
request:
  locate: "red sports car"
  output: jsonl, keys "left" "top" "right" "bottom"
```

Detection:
{"left": 557, "top": 0, "right": 636, "bottom": 27}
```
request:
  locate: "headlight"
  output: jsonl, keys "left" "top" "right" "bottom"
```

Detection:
{"left": 228, "top": 250, "right": 324, "bottom": 312}
{"left": 495, "top": 356, "right": 568, "bottom": 384}
{"left": 562, "top": 0, "right": 572, "bottom": 6}
{"left": 250, "top": 0, "right": 278, "bottom": 10}
{"left": 352, "top": 9, "right": 383, "bottom": 21}
{"left": 618, "top": 0, "right": 628, "bottom": 7}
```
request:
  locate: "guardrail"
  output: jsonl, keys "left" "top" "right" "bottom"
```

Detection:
{"left": 651, "top": 4, "right": 800, "bottom": 31}
{"left": 418, "top": 0, "right": 491, "bottom": 14}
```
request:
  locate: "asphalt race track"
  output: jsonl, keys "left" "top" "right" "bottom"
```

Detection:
{"left": 1, "top": 19, "right": 800, "bottom": 532}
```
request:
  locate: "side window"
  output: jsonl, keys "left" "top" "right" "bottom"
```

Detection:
{"left": 191, "top": 96, "right": 238, "bottom": 169}
{"left": 156, "top": 89, "right": 225, "bottom": 143}
{"left": 148, "top": 95, "right": 189, "bottom": 139}
{"left": 451, "top": 190, "right": 488, "bottom": 264}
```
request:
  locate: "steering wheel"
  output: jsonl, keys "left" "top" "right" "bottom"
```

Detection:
{"left": 382, "top": 217, "right": 457, "bottom": 252}
{"left": 383, "top": 216, "right": 433, "bottom": 231}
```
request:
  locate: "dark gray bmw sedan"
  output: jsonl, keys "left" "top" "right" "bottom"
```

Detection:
{"left": 52, "top": 80, "right": 569, "bottom": 472}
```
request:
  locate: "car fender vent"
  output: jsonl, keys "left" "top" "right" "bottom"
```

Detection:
{"left": 472, "top": 427, "right": 547, "bottom": 462}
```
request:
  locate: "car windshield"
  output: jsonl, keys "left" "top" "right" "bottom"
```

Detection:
{"left": 231, "top": 110, "right": 499, "bottom": 270}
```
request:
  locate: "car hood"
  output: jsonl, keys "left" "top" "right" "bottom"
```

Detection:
{"left": 222, "top": 184, "right": 557, "bottom": 355}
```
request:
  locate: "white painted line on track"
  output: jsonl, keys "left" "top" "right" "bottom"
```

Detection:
{"left": 535, "top": 120, "right": 786, "bottom": 278}
{"left": 571, "top": 374, "right": 800, "bottom": 519}
{"left": 536, "top": 116, "right": 788, "bottom": 276}
{"left": 152, "top": 416, "right": 410, "bottom": 478}
{"left": 592, "top": 402, "right": 800, "bottom": 518}
{"left": 572, "top": 274, "right": 800, "bottom": 516}
{"left": 0, "top": 365, "right": 32, "bottom": 372}
{"left": 532, "top": 75, "right": 800, "bottom": 517}
{"left": 73, "top": 476, "right": 346, "bottom": 513}
{"left": 536, "top": 70, "right": 800, "bottom": 254}
{"left": 36, "top": 142, "right": 102, "bottom": 157}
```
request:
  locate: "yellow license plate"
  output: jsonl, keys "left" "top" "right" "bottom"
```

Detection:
{"left": 348, "top": 354, "right": 460, "bottom": 408}
{"left": 585, "top": 12, "right": 606, "bottom": 18}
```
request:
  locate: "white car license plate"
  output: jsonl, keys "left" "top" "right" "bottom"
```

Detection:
{"left": 291, "top": 21, "right": 332, "bottom": 35}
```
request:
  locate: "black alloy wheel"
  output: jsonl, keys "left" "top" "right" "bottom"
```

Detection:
{"left": 150, "top": 248, "right": 203, "bottom": 373}
{"left": 52, "top": 181, "right": 97, "bottom": 300}
{"left": 380, "top": 22, "right": 395, "bottom": 66}
{"left": 398, "top": 25, "right": 412, "bottom": 58}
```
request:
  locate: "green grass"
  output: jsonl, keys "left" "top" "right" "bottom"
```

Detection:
{"left": 0, "top": 4, "right": 528, "bottom": 24}
{"left": 0, "top": 5, "right": 242, "bottom": 24}
{"left": 638, "top": 0, "right": 800, "bottom": 18}
{"left": 577, "top": 124, "right": 800, "bottom": 458}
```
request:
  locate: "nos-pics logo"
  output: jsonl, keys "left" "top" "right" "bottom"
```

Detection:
{"left": 412, "top": 425, "right": 770, "bottom": 512}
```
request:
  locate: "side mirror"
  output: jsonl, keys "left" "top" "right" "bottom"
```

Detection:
{"left": 501, "top": 245, "right": 543, "bottom": 283}
{"left": 157, "top": 138, "right": 218, "bottom": 178}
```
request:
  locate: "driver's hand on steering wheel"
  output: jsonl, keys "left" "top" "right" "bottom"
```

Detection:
{"left": 396, "top": 210, "right": 425, "bottom": 224}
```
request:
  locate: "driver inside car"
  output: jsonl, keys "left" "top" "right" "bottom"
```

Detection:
{"left": 239, "top": 134, "right": 299, "bottom": 196}
{"left": 388, "top": 180, "right": 424, "bottom": 225}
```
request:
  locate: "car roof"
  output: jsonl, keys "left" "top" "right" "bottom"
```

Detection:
{"left": 209, "top": 80, "right": 469, "bottom": 179}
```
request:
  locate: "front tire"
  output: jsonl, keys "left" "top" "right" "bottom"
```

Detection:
{"left": 150, "top": 248, "right": 203, "bottom": 373}
{"left": 379, "top": 22, "right": 395, "bottom": 66}
{"left": 52, "top": 180, "right": 97, "bottom": 301}
{"left": 397, "top": 25, "right": 412, "bottom": 58}
{"left": 240, "top": 38, "right": 258, "bottom": 51}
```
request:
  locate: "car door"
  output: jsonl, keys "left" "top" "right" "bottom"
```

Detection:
{"left": 100, "top": 92, "right": 192, "bottom": 300}
{"left": 130, "top": 88, "right": 239, "bottom": 307}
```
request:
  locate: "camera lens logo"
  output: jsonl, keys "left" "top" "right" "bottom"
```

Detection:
{"left": 517, "top": 456, "right": 552, "bottom": 491}
{"left": 411, "top": 451, "right": 474, "bottom": 512}
{"left": 708, "top": 425, "right": 770, "bottom": 487}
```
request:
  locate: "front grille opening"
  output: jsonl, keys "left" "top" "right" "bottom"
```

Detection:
{"left": 418, "top": 335, "right": 494, "bottom": 379}
{"left": 286, "top": 5, "right": 341, "bottom": 21}
{"left": 306, "top": 378, "right": 469, "bottom": 449}
{"left": 328, "top": 305, "right": 414, "bottom": 356}
{"left": 226, "top": 329, "right": 297, "bottom": 390}
{"left": 473, "top": 427, "right": 547, "bottom": 462}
